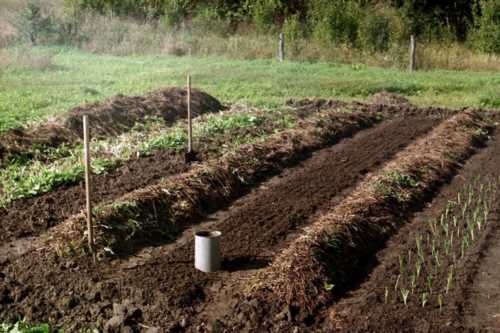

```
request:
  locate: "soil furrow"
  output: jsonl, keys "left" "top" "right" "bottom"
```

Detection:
{"left": 0, "top": 114, "right": 441, "bottom": 331}
{"left": 324, "top": 129, "right": 500, "bottom": 332}
{"left": 0, "top": 150, "right": 188, "bottom": 242}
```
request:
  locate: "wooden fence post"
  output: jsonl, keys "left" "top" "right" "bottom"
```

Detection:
{"left": 187, "top": 74, "right": 193, "bottom": 153}
{"left": 409, "top": 35, "right": 416, "bottom": 72}
{"left": 83, "top": 115, "right": 95, "bottom": 258}
{"left": 278, "top": 32, "right": 285, "bottom": 62}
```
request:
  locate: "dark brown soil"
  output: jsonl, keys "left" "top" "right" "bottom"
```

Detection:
{"left": 0, "top": 150, "right": 188, "bottom": 242}
{"left": 0, "top": 88, "right": 224, "bottom": 163}
{"left": 323, "top": 129, "right": 500, "bottom": 333}
{"left": 368, "top": 91, "right": 411, "bottom": 106}
{"left": 0, "top": 111, "right": 295, "bottom": 244}
{"left": 0, "top": 114, "right": 442, "bottom": 331}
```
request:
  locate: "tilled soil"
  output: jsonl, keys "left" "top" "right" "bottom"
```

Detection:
{"left": 0, "top": 150, "right": 188, "bottom": 242}
{"left": 325, "top": 129, "right": 500, "bottom": 333}
{"left": 0, "top": 116, "right": 295, "bottom": 243}
{"left": 0, "top": 114, "right": 442, "bottom": 331}
{"left": 0, "top": 88, "right": 224, "bottom": 163}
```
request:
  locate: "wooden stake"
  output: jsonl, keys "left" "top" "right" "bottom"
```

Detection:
{"left": 409, "top": 35, "right": 416, "bottom": 72}
{"left": 83, "top": 115, "right": 95, "bottom": 258}
{"left": 187, "top": 74, "right": 193, "bottom": 153}
{"left": 278, "top": 32, "right": 285, "bottom": 62}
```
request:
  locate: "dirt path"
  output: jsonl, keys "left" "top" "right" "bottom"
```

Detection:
{"left": 324, "top": 128, "right": 500, "bottom": 332}
{"left": 0, "top": 114, "right": 442, "bottom": 331}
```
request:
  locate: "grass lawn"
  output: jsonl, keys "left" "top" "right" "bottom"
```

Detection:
{"left": 0, "top": 46, "right": 499, "bottom": 133}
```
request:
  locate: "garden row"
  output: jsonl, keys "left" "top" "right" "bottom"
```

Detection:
{"left": 207, "top": 110, "right": 493, "bottom": 331}
{"left": 0, "top": 104, "right": 443, "bottom": 331}
{"left": 51, "top": 107, "right": 384, "bottom": 256}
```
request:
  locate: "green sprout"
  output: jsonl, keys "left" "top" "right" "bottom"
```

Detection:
{"left": 394, "top": 274, "right": 401, "bottom": 292}
{"left": 446, "top": 267, "right": 454, "bottom": 294}
{"left": 421, "top": 292, "right": 428, "bottom": 307}
{"left": 401, "top": 288, "right": 410, "bottom": 306}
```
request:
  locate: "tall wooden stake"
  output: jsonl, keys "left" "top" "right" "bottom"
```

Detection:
{"left": 409, "top": 35, "right": 416, "bottom": 72}
{"left": 187, "top": 74, "right": 193, "bottom": 153}
{"left": 83, "top": 115, "right": 95, "bottom": 258}
{"left": 278, "top": 32, "right": 285, "bottom": 62}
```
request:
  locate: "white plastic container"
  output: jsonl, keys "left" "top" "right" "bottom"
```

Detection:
{"left": 194, "top": 230, "right": 222, "bottom": 273}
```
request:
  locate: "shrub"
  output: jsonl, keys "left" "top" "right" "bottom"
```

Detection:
{"left": 252, "top": 0, "right": 281, "bottom": 32}
{"left": 12, "top": 0, "right": 55, "bottom": 45}
{"left": 473, "top": 0, "right": 500, "bottom": 54}
{"left": 359, "top": 10, "right": 393, "bottom": 52}
{"left": 309, "top": 0, "right": 361, "bottom": 47}
{"left": 191, "top": 6, "right": 230, "bottom": 35}
{"left": 161, "top": 0, "right": 188, "bottom": 29}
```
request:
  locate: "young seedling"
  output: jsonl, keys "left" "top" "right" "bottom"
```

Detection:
{"left": 444, "top": 239, "right": 450, "bottom": 256}
{"left": 410, "top": 273, "right": 417, "bottom": 294}
{"left": 438, "top": 294, "right": 443, "bottom": 312}
{"left": 433, "top": 250, "right": 440, "bottom": 268}
{"left": 446, "top": 266, "right": 454, "bottom": 294}
{"left": 462, "top": 202, "right": 468, "bottom": 219}
{"left": 443, "top": 222, "right": 449, "bottom": 238}
{"left": 399, "top": 255, "right": 405, "bottom": 274}
{"left": 407, "top": 250, "right": 412, "bottom": 266}
{"left": 384, "top": 287, "right": 389, "bottom": 304}
{"left": 427, "top": 275, "right": 433, "bottom": 294}
{"left": 421, "top": 292, "right": 428, "bottom": 307}
{"left": 394, "top": 274, "right": 401, "bottom": 292}
{"left": 401, "top": 288, "right": 410, "bottom": 306}
{"left": 415, "top": 260, "right": 422, "bottom": 279}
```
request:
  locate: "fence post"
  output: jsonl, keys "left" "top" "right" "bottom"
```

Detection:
{"left": 278, "top": 32, "right": 285, "bottom": 62}
{"left": 187, "top": 73, "right": 193, "bottom": 153}
{"left": 409, "top": 35, "right": 416, "bottom": 72}
{"left": 83, "top": 115, "right": 95, "bottom": 259}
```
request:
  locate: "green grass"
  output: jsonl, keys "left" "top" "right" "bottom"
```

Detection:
{"left": 0, "top": 46, "right": 499, "bottom": 133}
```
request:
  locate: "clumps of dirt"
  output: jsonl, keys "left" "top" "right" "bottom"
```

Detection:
{"left": 51, "top": 108, "right": 383, "bottom": 256}
{"left": 368, "top": 91, "right": 411, "bottom": 106}
{"left": 242, "top": 110, "right": 491, "bottom": 325}
{"left": 0, "top": 87, "right": 224, "bottom": 163}
{"left": 285, "top": 98, "right": 348, "bottom": 115}
{"left": 286, "top": 96, "right": 457, "bottom": 120}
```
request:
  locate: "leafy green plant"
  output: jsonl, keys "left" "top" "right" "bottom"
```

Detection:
{"left": 0, "top": 320, "right": 59, "bottom": 333}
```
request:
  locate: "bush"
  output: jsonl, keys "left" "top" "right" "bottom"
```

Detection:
{"left": 473, "top": 0, "right": 500, "bottom": 54}
{"left": 359, "top": 12, "right": 392, "bottom": 52}
{"left": 253, "top": 0, "right": 281, "bottom": 32}
{"left": 13, "top": 0, "right": 55, "bottom": 45}
{"left": 161, "top": 0, "right": 188, "bottom": 29}
{"left": 309, "top": 0, "right": 361, "bottom": 47}
{"left": 191, "top": 6, "right": 230, "bottom": 35}
{"left": 283, "top": 14, "right": 304, "bottom": 56}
